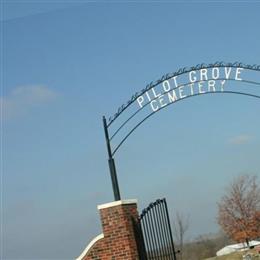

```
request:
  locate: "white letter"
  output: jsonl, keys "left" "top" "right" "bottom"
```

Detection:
{"left": 158, "top": 95, "right": 167, "bottom": 108}
{"left": 178, "top": 86, "right": 187, "bottom": 99}
{"left": 224, "top": 67, "right": 232, "bottom": 79}
{"left": 212, "top": 68, "right": 219, "bottom": 80}
{"left": 162, "top": 80, "right": 171, "bottom": 92}
{"left": 200, "top": 69, "right": 208, "bottom": 81}
{"left": 198, "top": 81, "right": 205, "bottom": 94}
{"left": 150, "top": 100, "right": 159, "bottom": 111}
{"left": 189, "top": 83, "right": 194, "bottom": 95}
{"left": 220, "top": 80, "right": 226, "bottom": 91}
{"left": 173, "top": 76, "right": 178, "bottom": 87}
{"left": 145, "top": 91, "right": 152, "bottom": 101}
{"left": 168, "top": 89, "right": 178, "bottom": 103}
{"left": 189, "top": 71, "right": 196, "bottom": 83}
{"left": 235, "top": 68, "right": 244, "bottom": 81}
{"left": 137, "top": 96, "right": 144, "bottom": 108}
{"left": 151, "top": 88, "right": 161, "bottom": 98}
{"left": 208, "top": 80, "right": 216, "bottom": 92}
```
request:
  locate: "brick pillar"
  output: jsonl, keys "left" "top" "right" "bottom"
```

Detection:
{"left": 78, "top": 199, "right": 139, "bottom": 260}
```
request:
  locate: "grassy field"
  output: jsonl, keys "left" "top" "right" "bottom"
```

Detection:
{"left": 205, "top": 249, "right": 260, "bottom": 260}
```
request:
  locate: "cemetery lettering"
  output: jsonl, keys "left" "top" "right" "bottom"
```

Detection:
{"left": 136, "top": 67, "right": 243, "bottom": 112}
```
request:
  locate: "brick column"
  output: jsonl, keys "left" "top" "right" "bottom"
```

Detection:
{"left": 78, "top": 200, "right": 139, "bottom": 260}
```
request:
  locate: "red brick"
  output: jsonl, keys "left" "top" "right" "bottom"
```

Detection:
{"left": 81, "top": 200, "right": 139, "bottom": 260}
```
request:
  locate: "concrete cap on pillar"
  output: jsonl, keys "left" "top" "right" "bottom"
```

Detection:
{"left": 97, "top": 199, "right": 138, "bottom": 210}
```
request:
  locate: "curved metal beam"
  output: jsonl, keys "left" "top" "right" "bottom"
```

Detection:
{"left": 111, "top": 91, "right": 260, "bottom": 156}
{"left": 109, "top": 78, "right": 260, "bottom": 141}
{"left": 107, "top": 62, "right": 260, "bottom": 127}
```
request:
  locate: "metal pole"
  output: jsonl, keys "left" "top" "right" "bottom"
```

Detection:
{"left": 103, "top": 116, "right": 121, "bottom": 201}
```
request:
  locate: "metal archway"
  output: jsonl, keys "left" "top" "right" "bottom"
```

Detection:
{"left": 102, "top": 62, "right": 260, "bottom": 200}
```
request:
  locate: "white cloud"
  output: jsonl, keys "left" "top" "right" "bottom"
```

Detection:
{"left": 1, "top": 85, "right": 57, "bottom": 120}
{"left": 228, "top": 134, "right": 253, "bottom": 145}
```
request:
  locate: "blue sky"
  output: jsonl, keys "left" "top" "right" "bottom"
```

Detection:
{"left": 2, "top": 1, "right": 260, "bottom": 259}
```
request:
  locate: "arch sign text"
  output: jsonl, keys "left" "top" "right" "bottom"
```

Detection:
{"left": 102, "top": 62, "right": 260, "bottom": 201}
{"left": 137, "top": 67, "right": 243, "bottom": 112}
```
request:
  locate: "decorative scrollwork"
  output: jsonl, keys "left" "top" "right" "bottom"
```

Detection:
{"left": 107, "top": 62, "right": 260, "bottom": 126}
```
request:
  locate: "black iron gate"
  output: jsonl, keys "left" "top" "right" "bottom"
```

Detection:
{"left": 134, "top": 198, "right": 177, "bottom": 260}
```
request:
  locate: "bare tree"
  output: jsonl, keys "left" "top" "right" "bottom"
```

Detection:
{"left": 172, "top": 211, "right": 189, "bottom": 260}
{"left": 217, "top": 174, "right": 260, "bottom": 245}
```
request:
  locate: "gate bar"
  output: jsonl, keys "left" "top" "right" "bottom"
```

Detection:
{"left": 163, "top": 199, "right": 177, "bottom": 259}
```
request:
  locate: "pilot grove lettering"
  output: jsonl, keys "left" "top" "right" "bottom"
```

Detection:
{"left": 136, "top": 67, "right": 244, "bottom": 112}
